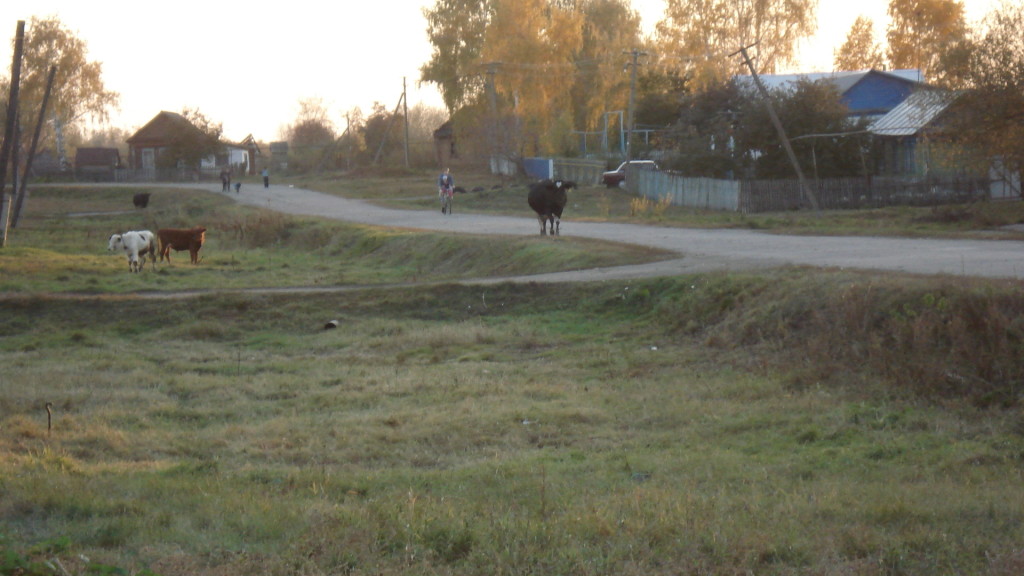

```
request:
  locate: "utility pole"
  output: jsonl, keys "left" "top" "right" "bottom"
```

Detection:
{"left": 485, "top": 62, "right": 501, "bottom": 160}
{"left": 730, "top": 43, "right": 820, "bottom": 212}
{"left": 1, "top": 21, "right": 26, "bottom": 248}
{"left": 12, "top": 65, "right": 57, "bottom": 228}
{"left": 402, "top": 77, "right": 410, "bottom": 168}
{"left": 624, "top": 49, "right": 647, "bottom": 159}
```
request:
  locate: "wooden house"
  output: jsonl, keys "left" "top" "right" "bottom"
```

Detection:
{"left": 125, "top": 111, "right": 204, "bottom": 175}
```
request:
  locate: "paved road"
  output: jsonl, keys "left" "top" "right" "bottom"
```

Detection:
{"left": 180, "top": 181, "right": 1024, "bottom": 281}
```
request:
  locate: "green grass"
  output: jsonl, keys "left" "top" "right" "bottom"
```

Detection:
{"left": 0, "top": 186, "right": 672, "bottom": 294}
{"left": 2, "top": 184, "right": 1024, "bottom": 576}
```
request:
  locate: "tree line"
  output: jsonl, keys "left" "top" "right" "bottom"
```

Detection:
{"left": 417, "top": 0, "right": 1023, "bottom": 182}
{"left": 2, "top": 2, "right": 1022, "bottom": 181}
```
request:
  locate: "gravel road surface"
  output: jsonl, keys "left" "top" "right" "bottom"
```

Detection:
{"left": 113, "top": 181, "right": 1024, "bottom": 282}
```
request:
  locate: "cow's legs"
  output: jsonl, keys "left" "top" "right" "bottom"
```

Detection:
{"left": 537, "top": 215, "right": 547, "bottom": 235}
{"left": 553, "top": 216, "right": 560, "bottom": 236}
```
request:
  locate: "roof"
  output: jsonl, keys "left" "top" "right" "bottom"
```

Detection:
{"left": 868, "top": 90, "right": 958, "bottom": 137}
{"left": 737, "top": 69, "right": 922, "bottom": 92}
{"left": 735, "top": 69, "right": 925, "bottom": 117}
{"left": 126, "top": 111, "right": 203, "bottom": 146}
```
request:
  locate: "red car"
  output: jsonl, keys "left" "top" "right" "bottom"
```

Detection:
{"left": 601, "top": 160, "right": 658, "bottom": 187}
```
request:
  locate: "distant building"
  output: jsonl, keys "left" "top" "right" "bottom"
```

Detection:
{"left": 74, "top": 147, "right": 121, "bottom": 182}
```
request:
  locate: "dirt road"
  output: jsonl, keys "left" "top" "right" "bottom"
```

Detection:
{"left": 194, "top": 181, "right": 1024, "bottom": 281}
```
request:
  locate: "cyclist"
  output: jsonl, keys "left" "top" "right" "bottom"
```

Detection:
{"left": 438, "top": 167, "right": 455, "bottom": 214}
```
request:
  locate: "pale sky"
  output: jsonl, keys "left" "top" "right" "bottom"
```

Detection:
{"left": 0, "top": 0, "right": 1002, "bottom": 144}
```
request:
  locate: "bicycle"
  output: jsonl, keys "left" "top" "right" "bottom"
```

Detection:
{"left": 439, "top": 185, "right": 454, "bottom": 215}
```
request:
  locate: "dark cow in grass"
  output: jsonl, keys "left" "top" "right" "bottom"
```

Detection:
{"left": 527, "top": 179, "right": 576, "bottom": 236}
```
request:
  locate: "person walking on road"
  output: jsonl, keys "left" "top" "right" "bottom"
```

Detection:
{"left": 262, "top": 167, "right": 270, "bottom": 189}
{"left": 438, "top": 168, "right": 454, "bottom": 214}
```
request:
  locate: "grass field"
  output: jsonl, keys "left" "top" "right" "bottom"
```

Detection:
{"left": 2, "top": 181, "right": 1024, "bottom": 576}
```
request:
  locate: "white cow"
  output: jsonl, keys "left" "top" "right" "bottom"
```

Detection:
{"left": 108, "top": 230, "right": 158, "bottom": 273}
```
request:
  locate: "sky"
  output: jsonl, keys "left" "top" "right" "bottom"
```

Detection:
{"left": 0, "top": 0, "right": 1003, "bottom": 144}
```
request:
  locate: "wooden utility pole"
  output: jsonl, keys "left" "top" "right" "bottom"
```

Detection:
{"left": 372, "top": 82, "right": 407, "bottom": 166}
{"left": 624, "top": 49, "right": 647, "bottom": 159}
{"left": 731, "top": 43, "right": 820, "bottom": 212}
{"left": 12, "top": 65, "right": 57, "bottom": 228}
{"left": 402, "top": 77, "right": 410, "bottom": 168}
{"left": 1, "top": 21, "right": 26, "bottom": 248}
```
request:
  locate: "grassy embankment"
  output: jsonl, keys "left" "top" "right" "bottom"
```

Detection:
{"left": 1, "top": 183, "right": 1023, "bottom": 576}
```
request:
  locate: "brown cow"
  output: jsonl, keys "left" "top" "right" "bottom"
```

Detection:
{"left": 157, "top": 226, "right": 207, "bottom": 264}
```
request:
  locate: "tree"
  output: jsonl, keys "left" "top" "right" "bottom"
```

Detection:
{"left": 655, "top": 0, "right": 818, "bottom": 89}
{"left": 834, "top": 16, "right": 886, "bottom": 71}
{"left": 661, "top": 80, "right": 746, "bottom": 177}
{"left": 362, "top": 102, "right": 404, "bottom": 164}
{"left": 735, "top": 79, "right": 869, "bottom": 179}
{"left": 481, "top": 0, "right": 584, "bottom": 155}
{"left": 940, "top": 1, "right": 1024, "bottom": 186}
{"left": 570, "top": 0, "right": 644, "bottom": 135}
{"left": 285, "top": 98, "right": 336, "bottom": 171}
{"left": 0, "top": 16, "right": 119, "bottom": 156}
{"left": 420, "top": 0, "right": 491, "bottom": 113}
{"left": 886, "top": 0, "right": 967, "bottom": 82}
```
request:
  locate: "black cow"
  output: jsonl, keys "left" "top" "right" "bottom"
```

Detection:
{"left": 133, "top": 193, "right": 151, "bottom": 208}
{"left": 527, "top": 179, "right": 576, "bottom": 236}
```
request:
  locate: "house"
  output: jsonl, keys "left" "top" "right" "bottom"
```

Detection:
{"left": 126, "top": 111, "right": 252, "bottom": 179}
{"left": 74, "top": 147, "right": 121, "bottom": 181}
{"left": 126, "top": 111, "right": 204, "bottom": 177}
{"left": 737, "top": 69, "right": 924, "bottom": 121}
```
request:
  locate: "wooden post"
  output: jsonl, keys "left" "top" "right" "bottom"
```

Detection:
{"left": 1, "top": 21, "right": 27, "bottom": 247}
{"left": 731, "top": 43, "right": 820, "bottom": 212}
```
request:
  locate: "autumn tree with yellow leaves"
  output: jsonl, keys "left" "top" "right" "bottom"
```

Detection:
{"left": 834, "top": 16, "right": 886, "bottom": 71}
{"left": 1, "top": 16, "right": 120, "bottom": 158}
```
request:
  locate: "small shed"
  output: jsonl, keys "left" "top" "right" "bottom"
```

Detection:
{"left": 74, "top": 147, "right": 121, "bottom": 181}
{"left": 433, "top": 121, "right": 455, "bottom": 168}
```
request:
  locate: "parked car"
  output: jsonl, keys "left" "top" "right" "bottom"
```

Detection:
{"left": 601, "top": 160, "right": 658, "bottom": 187}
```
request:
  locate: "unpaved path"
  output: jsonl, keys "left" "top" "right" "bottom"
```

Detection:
{"left": 93, "top": 181, "right": 1024, "bottom": 282}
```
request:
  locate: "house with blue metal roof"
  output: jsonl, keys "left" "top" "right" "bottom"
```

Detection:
{"left": 736, "top": 69, "right": 924, "bottom": 121}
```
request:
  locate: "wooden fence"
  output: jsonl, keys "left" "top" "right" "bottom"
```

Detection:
{"left": 632, "top": 169, "right": 993, "bottom": 213}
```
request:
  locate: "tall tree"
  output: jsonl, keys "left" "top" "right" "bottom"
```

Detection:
{"left": 570, "top": 0, "right": 643, "bottom": 134}
{"left": 655, "top": 0, "right": 818, "bottom": 89}
{"left": 1, "top": 16, "right": 119, "bottom": 154}
{"left": 420, "top": 0, "right": 492, "bottom": 113}
{"left": 941, "top": 1, "right": 1024, "bottom": 186}
{"left": 481, "top": 0, "right": 584, "bottom": 155}
{"left": 886, "top": 0, "right": 967, "bottom": 81}
{"left": 834, "top": 16, "right": 886, "bottom": 71}
{"left": 285, "top": 98, "right": 337, "bottom": 171}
